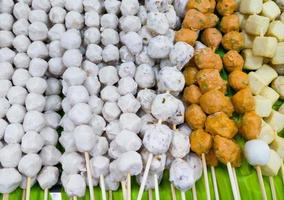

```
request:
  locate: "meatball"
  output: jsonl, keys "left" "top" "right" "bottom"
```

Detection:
{"left": 214, "top": 135, "right": 242, "bottom": 167}
{"left": 183, "top": 66, "right": 198, "bottom": 86}
{"left": 223, "top": 50, "right": 244, "bottom": 72}
{"left": 186, "top": 0, "right": 212, "bottom": 13}
{"left": 216, "top": 0, "right": 237, "bottom": 16}
{"left": 175, "top": 28, "right": 198, "bottom": 46}
{"left": 240, "top": 111, "right": 261, "bottom": 140}
{"left": 205, "top": 149, "right": 218, "bottom": 167}
{"left": 183, "top": 85, "right": 202, "bottom": 104}
{"left": 221, "top": 31, "right": 244, "bottom": 51}
{"left": 220, "top": 14, "right": 240, "bottom": 33}
{"left": 204, "top": 13, "right": 219, "bottom": 28}
{"left": 185, "top": 104, "right": 206, "bottom": 130}
{"left": 201, "top": 28, "right": 222, "bottom": 50}
{"left": 196, "top": 69, "right": 226, "bottom": 94}
{"left": 205, "top": 112, "right": 238, "bottom": 139}
{"left": 182, "top": 9, "right": 207, "bottom": 30}
{"left": 232, "top": 87, "right": 254, "bottom": 114}
{"left": 228, "top": 70, "right": 248, "bottom": 91}
{"left": 190, "top": 129, "right": 213, "bottom": 155}
{"left": 194, "top": 48, "right": 223, "bottom": 71}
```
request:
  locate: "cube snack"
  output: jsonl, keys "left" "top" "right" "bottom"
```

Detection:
{"left": 265, "top": 110, "right": 284, "bottom": 132}
{"left": 242, "top": 49, "right": 263, "bottom": 70}
{"left": 268, "top": 21, "right": 284, "bottom": 42}
{"left": 254, "top": 95, "right": 272, "bottom": 117}
{"left": 261, "top": 149, "right": 282, "bottom": 176}
{"left": 271, "top": 136, "right": 284, "bottom": 159}
{"left": 281, "top": 13, "right": 284, "bottom": 24}
{"left": 245, "top": 15, "right": 270, "bottom": 36}
{"left": 236, "top": 12, "right": 247, "bottom": 30}
{"left": 280, "top": 104, "right": 284, "bottom": 114}
{"left": 252, "top": 36, "right": 278, "bottom": 58}
{"left": 259, "top": 120, "right": 275, "bottom": 144}
{"left": 255, "top": 64, "right": 278, "bottom": 85}
{"left": 239, "top": 0, "right": 263, "bottom": 15}
{"left": 241, "top": 31, "right": 255, "bottom": 49}
{"left": 248, "top": 72, "right": 266, "bottom": 95}
{"left": 272, "top": 42, "right": 284, "bottom": 65}
{"left": 261, "top": 1, "right": 281, "bottom": 21}
{"left": 260, "top": 86, "right": 280, "bottom": 105}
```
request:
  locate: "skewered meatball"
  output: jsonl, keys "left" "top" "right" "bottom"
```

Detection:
{"left": 201, "top": 28, "right": 222, "bottom": 50}
{"left": 216, "top": 0, "right": 237, "bottom": 16}
{"left": 244, "top": 139, "right": 270, "bottom": 166}
{"left": 183, "top": 66, "right": 198, "bottom": 86}
{"left": 0, "top": 168, "right": 22, "bottom": 193}
{"left": 223, "top": 50, "right": 244, "bottom": 72}
{"left": 232, "top": 87, "right": 254, "bottom": 113}
{"left": 170, "top": 131, "right": 190, "bottom": 158}
{"left": 185, "top": 104, "right": 206, "bottom": 129}
{"left": 204, "top": 13, "right": 219, "bottom": 28}
{"left": 228, "top": 70, "right": 248, "bottom": 91}
{"left": 175, "top": 28, "right": 198, "bottom": 46}
{"left": 0, "top": 143, "right": 22, "bottom": 168}
{"left": 240, "top": 111, "right": 261, "bottom": 140}
{"left": 205, "top": 149, "right": 218, "bottom": 167}
{"left": 186, "top": 0, "right": 212, "bottom": 13}
{"left": 183, "top": 85, "right": 202, "bottom": 104}
{"left": 220, "top": 14, "right": 240, "bottom": 33}
{"left": 190, "top": 129, "right": 213, "bottom": 155}
{"left": 194, "top": 48, "right": 223, "bottom": 71}
{"left": 186, "top": 153, "right": 203, "bottom": 181}
{"left": 18, "top": 153, "right": 43, "bottom": 177}
{"left": 222, "top": 31, "right": 244, "bottom": 51}
{"left": 117, "top": 151, "right": 143, "bottom": 176}
{"left": 63, "top": 174, "right": 86, "bottom": 197}
{"left": 37, "top": 166, "right": 59, "bottom": 189}
{"left": 182, "top": 9, "right": 207, "bottom": 30}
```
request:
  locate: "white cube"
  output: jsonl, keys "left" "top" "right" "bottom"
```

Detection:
{"left": 259, "top": 120, "right": 275, "bottom": 144}
{"left": 255, "top": 64, "right": 278, "bottom": 85}
{"left": 261, "top": 1, "right": 281, "bottom": 20}
{"left": 272, "top": 42, "right": 284, "bottom": 65}
{"left": 271, "top": 136, "right": 284, "bottom": 159}
{"left": 254, "top": 95, "right": 272, "bottom": 117}
{"left": 261, "top": 149, "right": 282, "bottom": 176}
{"left": 240, "top": 0, "right": 263, "bottom": 14}
{"left": 248, "top": 72, "right": 266, "bottom": 95}
{"left": 245, "top": 15, "right": 270, "bottom": 36}
{"left": 243, "top": 49, "right": 263, "bottom": 70}
{"left": 265, "top": 110, "right": 284, "bottom": 132}
{"left": 252, "top": 36, "right": 278, "bottom": 58}
{"left": 260, "top": 87, "right": 280, "bottom": 105}
{"left": 241, "top": 31, "right": 255, "bottom": 49}
{"left": 268, "top": 21, "right": 284, "bottom": 42}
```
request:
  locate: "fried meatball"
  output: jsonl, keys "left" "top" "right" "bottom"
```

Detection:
{"left": 228, "top": 70, "right": 248, "bottom": 91}
{"left": 206, "top": 149, "right": 218, "bottom": 167}
{"left": 223, "top": 50, "right": 244, "bottom": 72}
{"left": 222, "top": 31, "right": 244, "bottom": 51}
{"left": 220, "top": 14, "right": 240, "bottom": 33}
{"left": 175, "top": 29, "right": 198, "bottom": 46}
{"left": 190, "top": 129, "right": 213, "bottom": 155}
{"left": 204, "top": 13, "right": 219, "bottom": 28}
{"left": 196, "top": 69, "right": 226, "bottom": 94}
{"left": 216, "top": 0, "right": 237, "bottom": 16}
{"left": 232, "top": 87, "right": 254, "bottom": 114}
{"left": 185, "top": 104, "right": 206, "bottom": 130}
{"left": 183, "top": 85, "right": 202, "bottom": 104}
{"left": 214, "top": 135, "right": 242, "bottom": 167}
{"left": 205, "top": 112, "right": 238, "bottom": 139}
{"left": 208, "top": 0, "right": 216, "bottom": 12}
{"left": 223, "top": 97, "right": 234, "bottom": 117}
{"left": 183, "top": 9, "right": 207, "bottom": 31}
{"left": 240, "top": 111, "right": 261, "bottom": 140}
{"left": 187, "top": 0, "right": 212, "bottom": 13}
{"left": 201, "top": 28, "right": 222, "bottom": 50}
{"left": 194, "top": 48, "right": 223, "bottom": 71}
{"left": 183, "top": 66, "right": 198, "bottom": 86}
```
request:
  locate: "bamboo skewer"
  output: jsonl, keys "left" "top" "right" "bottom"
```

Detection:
{"left": 192, "top": 184, "right": 197, "bottom": 200}
{"left": 72, "top": 196, "right": 77, "bottom": 200}
{"left": 43, "top": 188, "right": 48, "bottom": 200}
{"left": 100, "top": 175, "right": 107, "bottom": 200}
{"left": 3, "top": 194, "right": 9, "bottom": 200}
{"left": 121, "top": 181, "right": 127, "bottom": 200}
{"left": 170, "top": 184, "right": 177, "bottom": 200}
{"left": 84, "top": 152, "right": 95, "bottom": 200}
{"left": 210, "top": 166, "right": 219, "bottom": 200}
{"left": 227, "top": 163, "right": 239, "bottom": 200}
{"left": 256, "top": 166, "right": 267, "bottom": 200}
{"left": 232, "top": 167, "right": 241, "bottom": 199}
{"left": 127, "top": 173, "right": 131, "bottom": 200}
{"left": 201, "top": 154, "right": 211, "bottom": 200}
{"left": 269, "top": 176, "right": 276, "bottom": 200}
{"left": 25, "top": 177, "right": 31, "bottom": 200}
{"left": 154, "top": 174, "right": 160, "bottom": 200}
{"left": 148, "top": 189, "right": 153, "bottom": 200}
{"left": 281, "top": 162, "right": 284, "bottom": 184}
{"left": 22, "top": 189, "right": 26, "bottom": 200}
{"left": 181, "top": 191, "right": 186, "bottom": 200}
{"left": 108, "top": 191, "right": 112, "bottom": 200}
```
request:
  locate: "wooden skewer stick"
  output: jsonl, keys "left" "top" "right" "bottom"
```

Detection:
{"left": 154, "top": 174, "right": 160, "bottom": 200}
{"left": 22, "top": 189, "right": 26, "bottom": 200}
{"left": 170, "top": 184, "right": 177, "bottom": 200}
{"left": 3, "top": 193, "right": 9, "bottom": 200}
{"left": 25, "top": 177, "right": 31, "bottom": 200}
{"left": 121, "top": 181, "right": 127, "bottom": 200}
{"left": 256, "top": 166, "right": 267, "bottom": 200}
{"left": 43, "top": 188, "right": 48, "bottom": 200}
{"left": 72, "top": 196, "right": 78, "bottom": 200}
{"left": 127, "top": 173, "right": 131, "bottom": 200}
{"left": 281, "top": 162, "right": 284, "bottom": 184}
{"left": 148, "top": 189, "right": 153, "bottom": 200}
{"left": 201, "top": 154, "right": 211, "bottom": 200}
{"left": 232, "top": 167, "right": 241, "bottom": 199}
{"left": 100, "top": 175, "right": 107, "bottom": 200}
{"left": 227, "top": 163, "right": 239, "bottom": 200}
{"left": 181, "top": 191, "right": 186, "bottom": 200}
{"left": 84, "top": 152, "right": 95, "bottom": 200}
{"left": 210, "top": 166, "right": 219, "bottom": 200}
{"left": 192, "top": 184, "right": 197, "bottom": 200}
{"left": 269, "top": 176, "right": 276, "bottom": 200}
{"left": 108, "top": 191, "right": 112, "bottom": 200}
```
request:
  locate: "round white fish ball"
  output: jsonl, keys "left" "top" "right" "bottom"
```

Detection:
{"left": 170, "top": 131, "right": 190, "bottom": 158}
{"left": 0, "top": 119, "right": 8, "bottom": 139}
{"left": 118, "top": 77, "right": 137, "bottom": 95}
{"left": 49, "top": 7, "right": 66, "bottom": 24}
{"left": 102, "top": 44, "right": 120, "bottom": 64}
{"left": 105, "top": 120, "right": 121, "bottom": 140}
{"left": 0, "top": 98, "right": 10, "bottom": 118}
{"left": 121, "top": 32, "right": 143, "bottom": 55}
{"left": 21, "top": 131, "right": 44, "bottom": 153}
{"left": 84, "top": 76, "right": 101, "bottom": 95}
{"left": 62, "top": 49, "right": 83, "bottom": 68}
{"left": 119, "top": 113, "right": 141, "bottom": 133}
{"left": 67, "top": 86, "right": 89, "bottom": 105}
{"left": 48, "top": 41, "right": 64, "bottom": 58}
{"left": 105, "top": 174, "right": 119, "bottom": 191}
{"left": 60, "top": 152, "right": 85, "bottom": 174}
{"left": 26, "top": 77, "right": 47, "bottom": 94}
{"left": 102, "top": 102, "right": 121, "bottom": 122}
{"left": 99, "top": 66, "right": 119, "bottom": 86}
{"left": 48, "top": 24, "right": 66, "bottom": 41}
{"left": 50, "top": 0, "right": 65, "bottom": 7}
{"left": 68, "top": 103, "right": 92, "bottom": 125}
{"left": 186, "top": 153, "right": 202, "bottom": 181}
{"left": 63, "top": 67, "right": 87, "bottom": 86}
{"left": 135, "top": 47, "right": 155, "bottom": 67}
{"left": 48, "top": 58, "right": 65, "bottom": 76}
{"left": 90, "top": 115, "right": 106, "bottom": 136}
{"left": 85, "top": 11, "right": 100, "bottom": 27}
{"left": 83, "top": 0, "right": 104, "bottom": 13}
{"left": 118, "top": 62, "right": 136, "bottom": 78}
{"left": 0, "top": 47, "right": 16, "bottom": 63}
{"left": 169, "top": 42, "right": 194, "bottom": 70}
{"left": 120, "top": 46, "right": 135, "bottom": 63}
{"left": 44, "top": 95, "right": 61, "bottom": 111}
{"left": 101, "top": 14, "right": 118, "bottom": 29}
{"left": 244, "top": 139, "right": 270, "bottom": 166}
{"left": 7, "top": 86, "right": 27, "bottom": 105}
{"left": 0, "top": 62, "right": 14, "bottom": 80}
{"left": 25, "top": 93, "right": 46, "bottom": 112}
{"left": 117, "top": 151, "right": 143, "bottom": 176}
{"left": 40, "top": 145, "right": 61, "bottom": 166}
{"left": 0, "top": 0, "right": 14, "bottom": 13}
{"left": 12, "top": 68, "right": 31, "bottom": 87}
{"left": 118, "top": 93, "right": 141, "bottom": 113}
{"left": 27, "top": 41, "right": 48, "bottom": 59}
{"left": 101, "top": 28, "right": 119, "bottom": 46}
{"left": 65, "top": 0, "right": 83, "bottom": 12}
{"left": 28, "top": 22, "right": 48, "bottom": 41}
{"left": 4, "top": 123, "right": 24, "bottom": 144}
{"left": 82, "top": 61, "right": 99, "bottom": 77}
{"left": 0, "top": 143, "right": 22, "bottom": 168}
{"left": 85, "top": 44, "right": 102, "bottom": 63}
{"left": 37, "top": 166, "right": 59, "bottom": 189}
{"left": 40, "top": 127, "right": 58, "bottom": 146}
{"left": 13, "top": 53, "right": 30, "bottom": 69}
{"left": 0, "top": 31, "right": 14, "bottom": 48}
{"left": 45, "top": 111, "right": 61, "bottom": 129}
{"left": 104, "top": 0, "right": 121, "bottom": 14}
{"left": 64, "top": 174, "right": 86, "bottom": 197}
{"left": 115, "top": 130, "right": 142, "bottom": 152}
{"left": 46, "top": 78, "right": 61, "bottom": 95}
{"left": 90, "top": 136, "right": 109, "bottom": 156}
{"left": 148, "top": 36, "right": 173, "bottom": 59}
{"left": 0, "top": 80, "right": 12, "bottom": 98}
{"left": 142, "top": 150, "right": 166, "bottom": 173}
{"left": 12, "top": 19, "right": 29, "bottom": 36}
{"left": 59, "top": 131, "right": 76, "bottom": 152}
{"left": 60, "top": 29, "right": 81, "bottom": 50}
{"left": 140, "top": 114, "right": 156, "bottom": 137}
{"left": 13, "top": 2, "right": 31, "bottom": 20}
{"left": 12, "top": 35, "right": 31, "bottom": 52}
{"left": 135, "top": 64, "right": 156, "bottom": 88}
{"left": 147, "top": 12, "right": 169, "bottom": 35}
{"left": 23, "top": 111, "right": 45, "bottom": 132}
{"left": 91, "top": 156, "right": 110, "bottom": 177}
{"left": 119, "top": 16, "right": 141, "bottom": 33}
{"left": 120, "top": 0, "right": 139, "bottom": 16}
{"left": 137, "top": 89, "right": 156, "bottom": 114}
{"left": 0, "top": 168, "right": 22, "bottom": 194}
{"left": 6, "top": 104, "right": 26, "bottom": 123}
{"left": 167, "top": 99, "right": 185, "bottom": 125}
{"left": 84, "top": 27, "right": 100, "bottom": 45}
{"left": 32, "top": 0, "right": 51, "bottom": 12}
{"left": 88, "top": 95, "right": 104, "bottom": 115}
{"left": 65, "top": 11, "right": 84, "bottom": 29}
{"left": 73, "top": 125, "right": 97, "bottom": 152}
{"left": 18, "top": 153, "right": 43, "bottom": 177}
{"left": 100, "top": 86, "right": 120, "bottom": 102}
{"left": 145, "top": 0, "right": 169, "bottom": 12}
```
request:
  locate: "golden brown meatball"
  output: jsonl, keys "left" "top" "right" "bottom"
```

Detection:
{"left": 183, "top": 85, "right": 202, "bottom": 104}
{"left": 175, "top": 28, "right": 198, "bottom": 46}
{"left": 196, "top": 69, "right": 226, "bottom": 93}
{"left": 214, "top": 135, "right": 242, "bottom": 167}
{"left": 206, "top": 149, "right": 218, "bottom": 167}
{"left": 183, "top": 9, "right": 207, "bottom": 30}
{"left": 232, "top": 87, "right": 255, "bottom": 113}
{"left": 216, "top": 0, "right": 237, "bottom": 16}
{"left": 223, "top": 97, "right": 234, "bottom": 117}
{"left": 220, "top": 14, "right": 240, "bottom": 33}
{"left": 185, "top": 104, "right": 207, "bottom": 129}
{"left": 222, "top": 31, "right": 244, "bottom": 51}
{"left": 204, "top": 13, "right": 219, "bottom": 28}
{"left": 205, "top": 112, "right": 238, "bottom": 138}
{"left": 194, "top": 48, "right": 223, "bottom": 71}
{"left": 183, "top": 66, "right": 198, "bottom": 86}
{"left": 201, "top": 28, "right": 222, "bottom": 51}
{"left": 228, "top": 70, "right": 249, "bottom": 91}
{"left": 190, "top": 129, "right": 213, "bottom": 155}
{"left": 208, "top": 0, "right": 217, "bottom": 12}
{"left": 187, "top": 0, "right": 212, "bottom": 13}
{"left": 223, "top": 50, "right": 244, "bottom": 72}
{"left": 240, "top": 111, "right": 262, "bottom": 140}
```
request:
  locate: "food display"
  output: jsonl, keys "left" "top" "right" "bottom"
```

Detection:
{"left": 0, "top": 0, "right": 284, "bottom": 199}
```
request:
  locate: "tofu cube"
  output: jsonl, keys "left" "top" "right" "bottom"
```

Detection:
{"left": 241, "top": 31, "right": 255, "bottom": 49}
{"left": 242, "top": 49, "right": 263, "bottom": 70}
{"left": 261, "top": 1, "right": 281, "bottom": 20}
{"left": 255, "top": 64, "right": 278, "bottom": 85}
{"left": 281, "top": 13, "right": 284, "bottom": 24}
{"left": 261, "top": 149, "right": 281, "bottom": 176}
{"left": 254, "top": 95, "right": 272, "bottom": 117}
{"left": 259, "top": 120, "right": 275, "bottom": 144}
{"left": 252, "top": 36, "right": 278, "bottom": 58}
{"left": 268, "top": 21, "right": 284, "bottom": 42}
{"left": 248, "top": 72, "right": 266, "bottom": 95}
{"left": 279, "top": 104, "right": 284, "bottom": 114}
{"left": 265, "top": 110, "right": 284, "bottom": 132}
{"left": 272, "top": 76, "right": 284, "bottom": 99}
{"left": 236, "top": 13, "right": 248, "bottom": 30}
{"left": 271, "top": 136, "right": 284, "bottom": 159}
{"left": 245, "top": 15, "right": 270, "bottom": 36}
{"left": 260, "top": 87, "right": 280, "bottom": 105}
{"left": 239, "top": 0, "right": 263, "bottom": 14}
{"left": 272, "top": 42, "right": 284, "bottom": 65}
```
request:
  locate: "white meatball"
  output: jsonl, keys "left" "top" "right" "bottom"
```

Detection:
{"left": 23, "top": 111, "right": 45, "bottom": 132}
{"left": 68, "top": 103, "right": 92, "bottom": 125}
{"left": 18, "top": 153, "right": 43, "bottom": 177}
{"left": 169, "top": 42, "right": 194, "bottom": 70}
{"left": 118, "top": 77, "right": 138, "bottom": 95}
{"left": 13, "top": 53, "right": 30, "bottom": 69}
{"left": 167, "top": 99, "right": 185, "bottom": 125}
{"left": 136, "top": 171, "right": 162, "bottom": 190}
{"left": 138, "top": 26, "right": 152, "bottom": 45}
{"left": 6, "top": 104, "right": 26, "bottom": 123}
{"left": 63, "top": 174, "right": 86, "bottom": 197}
{"left": 28, "top": 22, "right": 48, "bottom": 41}
{"left": 13, "top": 2, "right": 30, "bottom": 19}
{"left": 67, "top": 86, "right": 89, "bottom": 105}
{"left": 49, "top": 7, "right": 66, "bottom": 24}
{"left": 104, "top": 0, "right": 121, "bottom": 14}
{"left": 141, "top": 149, "right": 166, "bottom": 173}
{"left": 185, "top": 153, "right": 202, "bottom": 181}
{"left": 174, "top": 0, "right": 188, "bottom": 17}
{"left": 12, "top": 19, "right": 29, "bottom": 36}
{"left": 115, "top": 130, "right": 142, "bottom": 152}
{"left": 0, "top": 168, "right": 22, "bottom": 194}
{"left": 84, "top": 27, "right": 100, "bottom": 45}
{"left": 85, "top": 44, "right": 102, "bottom": 63}
{"left": 101, "top": 14, "right": 118, "bottom": 29}
{"left": 148, "top": 36, "right": 173, "bottom": 59}
{"left": 40, "top": 127, "right": 58, "bottom": 146}
{"left": 121, "top": 32, "right": 143, "bottom": 55}
{"left": 117, "top": 151, "right": 143, "bottom": 176}
{"left": 65, "top": 0, "right": 83, "bottom": 12}
{"left": 135, "top": 47, "right": 155, "bottom": 67}
{"left": 83, "top": 0, "right": 103, "bottom": 13}
{"left": 101, "top": 28, "right": 119, "bottom": 46}
{"left": 119, "top": 113, "right": 142, "bottom": 133}
{"left": 21, "top": 131, "right": 44, "bottom": 153}
{"left": 89, "top": 115, "right": 106, "bottom": 136}
{"left": 0, "top": 62, "right": 14, "bottom": 80}
{"left": 147, "top": 12, "right": 169, "bottom": 35}
{"left": 118, "top": 93, "right": 141, "bottom": 113}
{"left": 0, "top": 144, "right": 22, "bottom": 168}
{"left": 73, "top": 125, "right": 97, "bottom": 152}
{"left": 120, "top": 0, "right": 139, "bottom": 16}
{"left": 27, "top": 41, "right": 48, "bottom": 59}
{"left": 48, "top": 41, "right": 65, "bottom": 59}
{"left": 48, "top": 58, "right": 65, "bottom": 76}
{"left": 102, "top": 102, "right": 121, "bottom": 122}
{"left": 0, "top": 0, "right": 14, "bottom": 13}
{"left": 170, "top": 131, "right": 189, "bottom": 158}
{"left": 6, "top": 86, "right": 27, "bottom": 105}
{"left": 48, "top": 24, "right": 65, "bottom": 41}
{"left": 12, "top": 69, "right": 31, "bottom": 87}
{"left": 135, "top": 64, "right": 156, "bottom": 88}
{"left": 88, "top": 95, "right": 103, "bottom": 114}
{"left": 37, "top": 166, "right": 59, "bottom": 189}
{"left": 91, "top": 156, "right": 110, "bottom": 178}
{"left": 60, "top": 29, "right": 81, "bottom": 50}
{"left": 118, "top": 62, "right": 136, "bottom": 78}
{"left": 119, "top": 16, "right": 141, "bottom": 32}
{"left": 82, "top": 61, "right": 99, "bottom": 76}
{"left": 0, "top": 80, "right": 12, "bottom": 98}
{"left": 65, "top": 11, "right": 84, "bottom": 29}
{"left": 102, "top": 44, "right": 119, "bottom": 63}
{"left": 0, "top": 98, "right": 10, "bottom": 118}
{"left": 32, "top": 0, "right": 51, "bottom": 12}
{"left": 120, "top": 46, "right": 135, "bottom": 62}
{"left": 4, "top": 123, "right": 24, "bottom": 144}
{"left": 0, "top": 31, "right": 14, "bottom": 48}
{"left": 84, "top": 76, "right": 101, "bottom": 95}
{"left": 62, "top": 49, "right": 83, "bottom": 68}
{"left": 40, "top": 145, "right": 61, "bottom": 166}
{"left": 28, "top": 58, "right": 48, "bottom": 77}
{"left": 26, "top": 77, "right": 47, "bottom": 94}
{"left": 105, "top": 120, "right": 121, "bottom": 140}
{"left": 100, "top": 86, "right": 120, "bottom": 102}
{"left": 98, "top": 66, "right": 119, "bottom": 86}
{"left": 85, "top": 11, "right": 100, "bottom": 27}
{"left": 140, "top": 113, "right": 156, "bottom": 137}
{"left": 0, "top": 119, "right": 8, "bottom": 139}
{"left": 59, "top": 131, "right": 77, "bottom": 152}
{"left": 63, "top": 67, "right": 87, "bottom": 86}
{"left": 244, "top": 139, "right": 270, "bottom": 166}
{"left": 137, "top": 89, "right": 156, "bottom": 114}
{"left": 60, "top": 152, "right": 85, "bottom": 174}
{"left": 90, "top": 137, "right": 109, "bottom": 156}
{"left": 145, "top": 0, "right": 170, "bottom": 12}
{"left": 105, "top": 174, "right": 119, "bottom": 191}
{"left": 0, "top": 48, "right": 16, "bottom": 63}
{"left": 25, "top": 93, "right": 46, "bottom": 112}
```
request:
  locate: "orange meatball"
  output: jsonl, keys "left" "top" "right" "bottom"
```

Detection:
{"left": 228, "top": 70, "right": 249, "bottom": 91}
{"left": 196, "top": 69, "right": 226, "bottom": 93}
{"left": 222, "top": 31, "right": 244, "bottom": 51}
{"left": 220, "top": 14, "right": 240, "bottom": 33}
{"left": 183, "top": 9, "right": 207, "bottom": 30}
{"left": 208, "top": 0, "right": 217, "bottom": 12}
{"left": 185, "top": 104, "right": 207, "bottom": 129}
{"left": 232, "top": 87, "right": 255, "bottom": 113}
{"left": 205, "top": 112, "right": 238, "bottom": 139}
{"left": 183, "top": 66, "right": 198, "bottom": 86}
{"left": 183, "top": 85, "right": 202, "bottom": 104}
{"left": 175, "top": 28, "right": 198, "bottom": 46}
{"left": 206, "top": 149, "right": 218, "bottom": 167}
{"left": 201, "top": 28, "right": 222, "bottom": 50}
{"left": 223, "top": 50, "right": 244, "bottom": 72}
{"left": 223, "top": 97, "right": 234, "bottom": 117}
{"left": 194, "top": 48, "right": 223, "bottom": 71}
{"left": 240, "top": 111, "right": 262, "bottom": 140}
{"left": 214, "top": 135, "right": 242, "bottom": 167}
{"left": 204, "top": 13, "right": 219, "bottom": 28}
{"left": 187, "top": 0, "right": 212, "bottom": 13}
{"left": 190, "top": 129, "right": 213, "bottom": 155}
{"left": 216, "top": 0, "right": 237, "bottom": 16}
